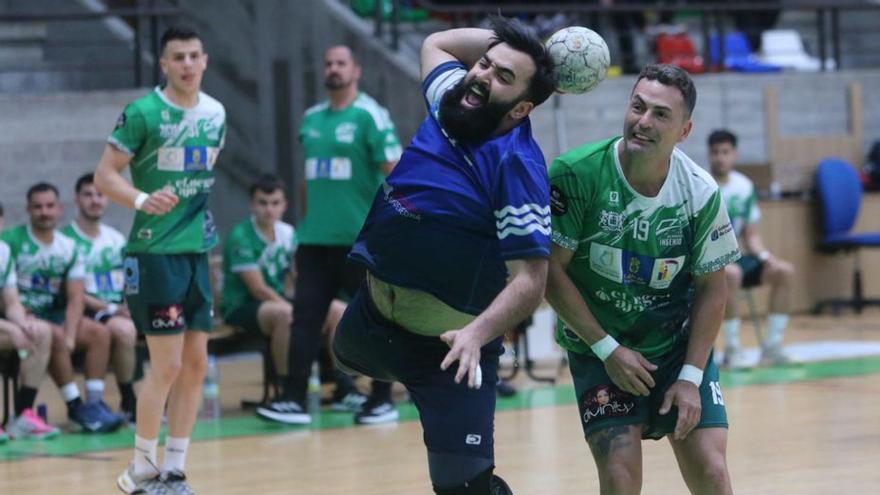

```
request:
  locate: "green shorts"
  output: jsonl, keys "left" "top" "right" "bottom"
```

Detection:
{"left": 124, "top": 252, "right": 213, "bottom": 335}
{"left": 568, "top": 344, "right": 727, "bottom": 440}
{"left": 223, "top": 300, "right": 263, "bottom": 334}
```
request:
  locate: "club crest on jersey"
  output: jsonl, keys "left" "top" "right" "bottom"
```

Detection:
{"left": 599, "top": 210, "right": 624, "bottom": 233}
{"left": 580, "top": 385, "right": 636, "bottom": 425}
{"left": 335, "top": 122, "right": 357, "bottom": 143}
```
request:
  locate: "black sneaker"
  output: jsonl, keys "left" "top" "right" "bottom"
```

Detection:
{"left": 256, "top": 400, "right": 311, "bottom": 424}
{"left": 496, "top": 379, "right": 517, "bottom": 398}
{"left": 354, "top": 399, "right": 398, "bottom": 425}
{"left": 491, "top": 474, "right": 513, "bottom": 494}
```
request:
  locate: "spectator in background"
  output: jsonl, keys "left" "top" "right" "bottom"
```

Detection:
{"left": 257, "top": 44, "right": 403, "bottom": 426}
{"left": 0, "top": 202, "right": 58, "bottom": 441}
{"left": 1, "top": 183, "right": 125, "bottom": 435}
{"left": 708, "top": 129, "right": 795, "bottom": 369}
{"left": 61, "top": 173, "right": 138, "bottom": 422}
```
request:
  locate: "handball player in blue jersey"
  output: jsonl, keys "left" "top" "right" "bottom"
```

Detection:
{"left": 332, "top": 16, "right": 557, "bottom": 495}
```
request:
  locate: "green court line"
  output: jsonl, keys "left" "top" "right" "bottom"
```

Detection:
{"left": 3, "top": 355, "right": 880, "bottom": 462}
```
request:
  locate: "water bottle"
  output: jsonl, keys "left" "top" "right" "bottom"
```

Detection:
{"left": 307, "top": 360, "right": 321, "bottom": 414}
{"left": 201, "top": 355, "right": 221, "bottom": 420}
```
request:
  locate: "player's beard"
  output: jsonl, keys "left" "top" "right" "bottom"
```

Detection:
{"left": 438, "top": 80, "right": 519, "bottom": 143}
{"left": 324, "top": 73, "right": 350, "bottom": 90}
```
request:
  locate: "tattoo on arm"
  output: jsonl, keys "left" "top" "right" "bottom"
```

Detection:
{"left": 587, "top": 425, "right": 636, "bottom": 459}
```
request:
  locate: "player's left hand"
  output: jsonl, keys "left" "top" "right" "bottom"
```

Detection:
{"left": 659, "top": 380, "right": 702, "bottom": 440}
{"left": 440, "top": 327, "right": 484, "bottom": 389}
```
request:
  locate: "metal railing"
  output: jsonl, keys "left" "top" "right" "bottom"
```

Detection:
{"left": 371, "top": 1, "right": 880, "bottom": 72}
{"left": 0, "top": 6, "right": 181, "bottom": 87}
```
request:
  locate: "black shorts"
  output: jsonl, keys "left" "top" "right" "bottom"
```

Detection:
{"left": 334, "top": 286, "right": 502, "bottom": 461}
{"left": 736, "top": 254, "right": 765, "bottom": 288}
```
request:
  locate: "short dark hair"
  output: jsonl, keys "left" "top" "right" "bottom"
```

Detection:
{"left": 160, "top": 26, "right": 201, "bottom": 54}
{"left": 708, "top": 129, "right": 738, "bottom": 148}
{"left": 634, "top": 64, "right": 697, "bottom": 119}
{"left": 487, "top": 16, "right": 556, "bottom": 107}
{"left": 27, "top": 182, "right": 59, "bottom": 203}
{"left": 249, "top": 174, "right": 286, "bottom": 198}
{"left": 75, "top": 173, "right": 95, "bottom": 194}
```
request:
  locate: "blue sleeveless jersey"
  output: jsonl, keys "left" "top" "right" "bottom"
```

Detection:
{"left": 349, "top": 62, "right": 550, "bottom": 315}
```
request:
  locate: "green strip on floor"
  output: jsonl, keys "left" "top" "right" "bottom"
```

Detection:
{"left": 3, "top": 355, "right": 880, "bottom": 462}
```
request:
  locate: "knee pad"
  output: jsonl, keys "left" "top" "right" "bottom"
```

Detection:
{"left": 432, "top": 467, "right": 513, "bottom": 495}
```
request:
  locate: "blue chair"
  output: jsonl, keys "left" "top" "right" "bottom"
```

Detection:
{"left": 813, "top": 158, "right": 880, "bottom": 314}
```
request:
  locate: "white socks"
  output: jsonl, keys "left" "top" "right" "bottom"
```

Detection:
{"left": 85, "top": 379, "right": 105, "bottom": 403}
{"left": 133, "top": 436, "right": 191, "bottom": 477}
{"left": 162, "top": 436, "right": 191, "bottom": 473}
{"left": 766, "top": 313, "right": 790, "bottom": 348}
{"left": 60, "top": 382, "right": 81, "bottom": 403}
{"left": 722, "top": 318, "right": 741, "bottom": 349}
{"left": 133, "top": 435, "right": 159, "bottom": 478}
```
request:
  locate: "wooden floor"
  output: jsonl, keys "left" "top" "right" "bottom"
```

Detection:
{"left": 2, "top": 312, "right": 880, "bottom": 494}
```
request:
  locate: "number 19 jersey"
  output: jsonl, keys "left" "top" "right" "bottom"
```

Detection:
{"left": 549, "top": 137, "right": 740, "bottom": 359}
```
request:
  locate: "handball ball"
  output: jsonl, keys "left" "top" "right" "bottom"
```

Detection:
{"left": 545, "top": 26, "right": 610, "bottom": 94}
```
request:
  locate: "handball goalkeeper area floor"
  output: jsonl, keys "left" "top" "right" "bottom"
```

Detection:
{"left": 2, "top": 311, "right": 879, "bottom": 494}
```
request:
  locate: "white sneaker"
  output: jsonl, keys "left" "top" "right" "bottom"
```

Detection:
{"left": 722, "top": 347, "right": 752, "bottom": 370}
{"left": 760, "top": 345, "right": 794, "bottom": 366}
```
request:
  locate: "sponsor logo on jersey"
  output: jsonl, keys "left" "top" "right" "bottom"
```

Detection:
{"left": 115, "top": 112, "right": 127, "bottom": 130}
{"left": 465, "top": 434, "right": 482, "bottom": 445}
{"left": 158, "top": 146, "right": 219, "bottom": 172}
{"left": 656, "top": 218, "right": 684, "bottom": 246}
{"left": 580, "top": 385, "right": 636, "bottom": 425}
{"left": 711, "top": 222, "right": 733, "bottom": 241}
{"left": 382, "top": 182, "right": 421, "bottom": 221}
{"left": 305, "top": 157, "right": 352, "bottom": 181}
{"left": 589, "top": 243, "right": 623, "bottom": 282}
{"left": 650, "top": 256, "right": 686, "bottom": 289}
{"left": 335, "top": 122, "right": 357, "bottom": 143}
{"left": 550, "top": 185, "right": 568, "bottom": 216}
{"left": 622, "top": 251, "right": 654, "bottom": 286}
{"left": 137, "top": 229, "right": 152, "bottom": 240}
{"left": 171, "top": 177, "right": 215, "bottom": 198}
{"left": 150, "top": 303, "right": 186, "bottom": 331}
{"left": 599, "top": 210, "right": 624, "bottom": 233}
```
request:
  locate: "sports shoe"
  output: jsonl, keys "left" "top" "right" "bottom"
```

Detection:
{"left": 721, "top": 347, "right": 752, "bottom": 370}
{"left": 496, "top": 379, "right": 517, "bottom": 398}
{"left": 354, "top": 399, "right": 398, "bottom": 425}
{"left": 8, "top": 408, "right": 60, "bottom": 440}
{"left": 0, "top": 425, "right": 8, "bottom": 443}
{"left": 161, "top": 470, "right": 196, "bottom": 495}
{"left": 760, "top": 344, "right": 794, "bottom": 366}
{"left": 97, "top": 400, "right": 129, "bottom": 429}
{"left": 117, "top": 464, "right": 171, "bottom": 494}
{"left": 491, "top": 474, "right": 513, "bottom": 495}
{"left": 256, "top": 400, "right": 311, "bottom": 424}
{"left": 330, "top": 390, "right": 368, "bottom": 413}
{"left": 69, "top": 400, "right": 123, "bottom": 433}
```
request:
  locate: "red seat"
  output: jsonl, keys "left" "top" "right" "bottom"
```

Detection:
{"left": 655, "top": 33, "right": 705, "bottom": 74}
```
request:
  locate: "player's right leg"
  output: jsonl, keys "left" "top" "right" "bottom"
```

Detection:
{"left": 76, "top": 317, "right": 127, "bottom": 427}
{"left": 0, "top": 318, "right": 58, "bottom": 439}
{"left": 106, "top": 315, "right": 138, "bottom": 420}
{"left": 668, "top": 427, "right": 733, "bottom": 495}
{"left": 720, "top": 263, "right": 748, "bottom": 369}
{"left": 256, "top": 299, "right": 292, "bottom": 378}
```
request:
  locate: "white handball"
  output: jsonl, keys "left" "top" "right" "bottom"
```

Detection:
{"left": 545, "top": 26, "right": 610, "bottom": 94}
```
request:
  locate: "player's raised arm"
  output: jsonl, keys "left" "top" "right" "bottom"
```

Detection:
{"left": 420, "top": 27, "right": 495, "bottom": 81}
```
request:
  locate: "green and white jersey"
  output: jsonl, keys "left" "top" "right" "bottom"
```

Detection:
{"left": 0, "top": 240, "right": 16, "bottom": 289}
{"left": 717, "top": 170, "right": 760, "bottom": 238}
{"left": 549, "top": 137, "right": 740, "bottom": 359}
{"left": 61, "top": 222, "right": 126, "bottom": 304}
{"left": 0, "top": 225, "right": 85, "bottom": 316}
{"left": 221, "top": 218, "right": 296, "bottom": 317}
{"left": 297, "top": 92, "right": 402, "bottom": 246}
{"left": 108, "top": 86, "right": 226, "bottom": 254}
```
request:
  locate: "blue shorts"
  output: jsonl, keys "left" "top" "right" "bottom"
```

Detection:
{"left": 333, "top": 286, "right": 502, "bottom": 462}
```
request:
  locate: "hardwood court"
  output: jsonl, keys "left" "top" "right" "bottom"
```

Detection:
{"left": 2, "top": 313, "right": 880, "bottom": 494}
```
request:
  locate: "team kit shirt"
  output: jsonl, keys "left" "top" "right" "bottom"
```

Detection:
{"left": 349, "top": 61, "right": 551, "bottom": 315}
{"left": 109, "top": 87, "right": 226, "bottom": 254}
{"left": 718, "top": 169, "right": 760, "bottom": 238}
{"left": 61, "top": 223, "right": 127, "bottom": 304}
{"left": 0, "top": 240, "right": 16, "bottom": 291}
{"left": 550, "top": 137, "right": 740, "bottom": 359}
{"left": 0, "top": 225, "right": 85, "bottom": 317}
{"left": 222, "top": 218, "right": 297, "bottom": 317}
{"left": 297, "top": 92, "right": 403, "bottom": 246}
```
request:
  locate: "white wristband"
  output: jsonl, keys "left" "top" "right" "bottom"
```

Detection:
{"left": 134, "top": 192, "right": 149, "bottom": 210}
{"left": 678, "top": 364, "right": 704, "bottom": 386}
{"left": 590, "top": 334, "right": 620, "bottom": 362}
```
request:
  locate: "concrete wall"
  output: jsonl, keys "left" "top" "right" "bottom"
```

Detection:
{"left": 531, "top": 69, "right": 880, "bottom": 173}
